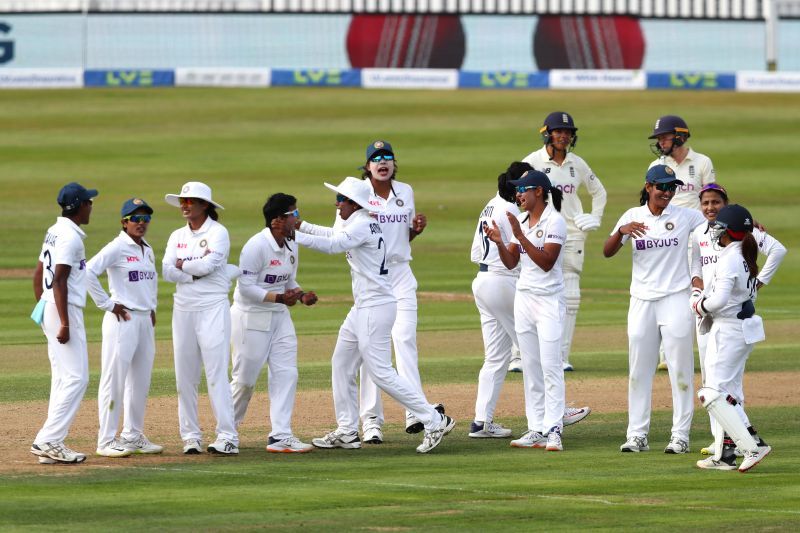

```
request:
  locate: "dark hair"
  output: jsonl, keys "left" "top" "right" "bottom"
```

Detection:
{"left": 740, "top": 233, "right": 759, "bottom": 281}
{"left": 262, "top": 193, "right": 297, "bottom": 227}
{"left": 361, "top": 161, "right": 398, "bottom": 181}
{"left": 700, "top": 188, "right": 729, "bottom": 204}
{"left": 544, "top": 186, "right": 563, "bottom": 212}
{"left": 639, "top": 186, "right": 649, "bottom": 206}
{"left": 206, "top": 204, "right": 219, "bottom": 221}
{"left": 498, "top": 161, "right": 533, "bottom": 203}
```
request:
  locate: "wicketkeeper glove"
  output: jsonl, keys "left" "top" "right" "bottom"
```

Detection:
{"left": 690, "top": 288, "right": 708, "bottom": 318}
{"left": 573, "top": 213, "right": 601, "bottom": 232}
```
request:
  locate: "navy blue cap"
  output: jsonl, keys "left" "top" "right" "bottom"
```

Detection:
{"left": 648, "top": 115, "right": 689, "bottom": 139}
{"left": 57, "top": 182, "right": 98, "bottom": 211}
{"left": 646, "top": 165, "right": 685, "bottom": 185}
{"left": 508, "top": 169, "right": 552, "bottom": 190}
{"left": 121, "top": 197, "right": 153, "bottom": 217}
{"left": 366, "top": 140, "right": 394, "bottom": 161}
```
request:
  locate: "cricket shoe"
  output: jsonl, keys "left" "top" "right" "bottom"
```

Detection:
{"left": 32, "top": 442, "right": 86, "bottom": 463}
{"left": 416, "top": 415, "right": 456, "bottom": 454}
{"left": 700, "top": 442, "right": 743, "bottom": 457}
{"left": 405, "top": 412, "right": 424, "bottom": 434}
{"left": 468, "top": 420, "right": 512, "bottom": 438}
{"left": 183, "top": 439, "right": 202, "bottom": 455}
{"left": 546, "top": 427, "right": 563, "bottom": 451}
{"left": 664, "top": 437, "right": 690, "bottom": 454}
{"left": 563, "top": 406, "right": 591, "bottom": 426}
{"left": 208, "top": 439, "right": 239, "bottom": 455}
{"left": 96, "top": 439, "right": 134, "bottom": 458}
{"left": 563, "top": 362, "right": 574, "bottom": 372}
{"left": 738, "top": 445, "right": 772, "bottom": 473}
{"left": 620, "top": 435, "right": 649, "bottom": 453}
{"left": 267, "top": 436, "right": 313, "bottom": 453}
{"left": 362, "top": 426, "right": 384, "bottom": 445}
{"left": 312, "top": 429, "right": 362, "bottom": 449}
{"left": 696, "top": 456, "right": 737, "bottom": 471}
{"left": 510, "top": 430, "right": 547, "bottom": 449}
{"left": 123, "top": 435, "right": 163, "bottom": 454}
{"left": 508, "top": 357, "right": 522, "bottom": 373}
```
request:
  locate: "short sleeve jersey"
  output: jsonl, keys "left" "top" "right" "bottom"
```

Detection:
{"left": 39, "top": 217, "right": 88, "bottom": 308}
{"left": 86, "top": 231, "right": 158, "bottom": 312}
{"left": 470, "top": 193, "right": 521, "bottom": 277}
{"left": 510, "top": 203, "right": 567, "bottom": 295}
{"left": 649, "top": 148, "right": 715, "bottom": 210}
{"left": 233, "top": 228, "right": 300, "bottom": 313}
{"left": 369, "top": 180, "right": 415, "bottom": 265}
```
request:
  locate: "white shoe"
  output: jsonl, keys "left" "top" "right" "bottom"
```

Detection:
{"left": 563, "top": 362, "right": 574, "bottom": 372}
{"left": 510, "top": 430, "right": 547, "bottom": 449}
{"left": 32, "top": 442, "right": 86, "bottom": 464}
{"left": 546, "top": 428, "right": 563, "bottom": 451}
{"left": 362, "top": 426, "right": 384, "bottom": 444}
{"left": 312, "top": 429, "right": 362, "bottom": 449}
{"left": 96, "top": 439, "right": 134, "bottom": 458}
{"left": 405, "top": 412, "right": 424, "bottom": 434}
{"left": 563, "top": 406, "right": 591, "bottom": 426}
{"left": 267, "top": 435, "right": 313, "bottom": 453}
{"left": 508, "top": 357, "right": 522, "bottom": 373}
{"left": 123, "top": 435, "right": 163, "bottom": 454}
{"left": 664, "top": 437, "right": 690, "bottom": 454}
{"left": 739, "top": 445, "right": 771, "bottom": 472}
{"left": 183, "top": 439, "right": 202, "bottom": 455}
{"left": 620, "top": 435, "right": 649, "bottom": 452}
{"left": 696, "top": 456, "right": 737, "bottom": 470}
{"left": 208, "top": 439, "right": 239, "bottom": 455}
{"left": 468, "top": 420, "right": 512, "bottom": 438}
{"left": 416, "top": 415, "right": 456, "bottom": 454}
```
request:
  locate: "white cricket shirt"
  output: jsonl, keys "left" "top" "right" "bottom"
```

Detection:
{"left": 470, "top": 193, "right": 521, "bottom": 277}
{"left": 369, "top": 180, "right": 416, "bottom": 265}
{"left": 233, "top": 228, "right": 301, "bottom": 312}
{"left": 522, "top": 146, "right": 606, "bottom": 241}
{"left": 86, "top": 231, "right": 158, "bottom": 312}
{"left": 39, "top": 217, "right": 89, "bottom": 308}
{"left": 296, "top": 209, "right": 395, "bottom": 308}
{"left": 511, "top": 203, "right": 567, "bottom": 295}
{"left": 702, "top": 242, "right": 757, "bottom": 318}
{"left": 649, "top": 148, "right": 715, "bottom": 210}
{"left": 611, "top": 204, "right": 706, "bottom": 300}
{"left": 162, "top": 217, "right": 231, "bottom": 311}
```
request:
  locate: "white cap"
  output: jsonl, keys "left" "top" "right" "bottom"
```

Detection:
{"left": 165, "top": 181, "right": 225, "bottom": 210}
{"left": 323, "top": 177, "right": 383, "bottom": 212}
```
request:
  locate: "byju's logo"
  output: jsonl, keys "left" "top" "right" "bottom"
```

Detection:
{"left": 0, "top": 22, "right": 13, "bottom": 65}
{"left": 635, "top": 238, "right": 680, "bottom": 250}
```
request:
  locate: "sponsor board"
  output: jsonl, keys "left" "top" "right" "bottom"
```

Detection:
{"left": 736, "top": 71, "right": 800, "bottom": 93}
{"left": 0, "top": 68, "right": 82, "bottom": 88}
{"left": 647, "top": 72, "right": 735, "bottom": 90}
{"left": 549, "top": 69, "right": 646, "bottom": 90}
{"left": 361, "top": 68, "right": 458, "bottom": 90}
{"left": 458, "top": 71, "right": 549, "bottom": 89}
{"left": 175, "top": 68, "right": 271, "bottom": 87}
{"left": 84, "top": 70, "right": 174, "bottom": 88}
{"left": 271, "top": 69, "right": 361, "bottom": 87}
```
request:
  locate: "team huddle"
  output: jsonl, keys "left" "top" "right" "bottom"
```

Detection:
{"left": 30, "top": 115, "right": 786, "bottom": 472}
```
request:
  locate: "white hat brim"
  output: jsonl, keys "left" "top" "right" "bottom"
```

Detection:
{"left": 164, "top": 193, "right": 224, "bottom": 210}
{"left": 324, "top": 180, "right": 382, "bottom": 213}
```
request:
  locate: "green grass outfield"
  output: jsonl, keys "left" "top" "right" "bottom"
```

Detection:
{"left": 0, "top": 88, "right": 798, "bottom": 530}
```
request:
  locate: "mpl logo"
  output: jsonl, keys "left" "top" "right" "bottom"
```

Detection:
{"left": 126, "top": 256, "right": 141, "bottom": 263}
{"left": 0, "top": 22, "right": 13, "bottom": 65}
{"left": 269, "top": 259, "right": 282, "bottom": 266}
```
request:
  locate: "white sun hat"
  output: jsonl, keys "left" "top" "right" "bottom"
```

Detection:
{"left": 165, "top": 181, "right": 225, "bottom": 210}
{"left": 323, "top": 176, "right": 383, "bottom": 212}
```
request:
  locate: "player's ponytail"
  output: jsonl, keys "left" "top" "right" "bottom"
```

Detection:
{"left": 639, "top": 186, "right": 649, "bottom": 206}
{"left": 498, "top": 161, "right": 532, "bottom": 203}
{"left": 206, "top": 205, "right": 219, "bottom": 221}
{"left": 741, "top": 233, "right": 759, "bottom": 281}
{"left": 547, "top": 186, "right": 563, "bottom": 212}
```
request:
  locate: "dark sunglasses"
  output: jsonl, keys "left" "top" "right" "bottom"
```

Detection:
{"left": 655, "top": 182, "right": 678, "bottom": 192}
{"left": 124, "top": 214, "right": 152, "bottom": 223}
{"left": 369, "top": 154, "right": 394, "bottom": 163}
{"left": 336, "top": 194, "right": 349, "bottom": 203}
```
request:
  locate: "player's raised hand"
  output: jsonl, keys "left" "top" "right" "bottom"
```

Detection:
{"left": 620, "top": 222, "right": 648, "bottom": 238}
{"left": 505, "top": 211, "right": 523, "bottom": 237}
{"left": 485, "top": 220, "right": 504, "bottom": 245}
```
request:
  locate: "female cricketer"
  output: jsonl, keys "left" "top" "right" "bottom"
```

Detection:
{"left": 87, "top": 198, "right": 162, "bottom": 457}
{"left": 603, "top": 165, "right": 706, "bottom": 455}
{"left": 230, "top": 193, "right": 317, "bottom": 454}
{"left": 694, "top": 204, "right": 772, "bottom": 472}
{"left": 31, "top": 182, "right": 97, "bottom": 464}
{"left": 163, "top": 182, "right": 239, "bottom": 455}
{"left": 295, "top": 177, "right": 455, "bottom": 454}
{"left": 485, "top": 170, "right": 568, "bottom": 452}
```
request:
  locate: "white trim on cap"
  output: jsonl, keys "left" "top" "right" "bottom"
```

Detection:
{"left": 323, "top": 177, "right": 383, "bottom": 213}
{"left": 165, "top": 181, "right": 225, "bottom": 210}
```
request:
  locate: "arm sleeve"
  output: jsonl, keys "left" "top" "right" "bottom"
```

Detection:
{"left": 702, "top": 271, "right": 735, "bottom": 314}
{"left": 85, "top": 241, "right": 118, "bottom": 312}
{"left": 181, "top": 225, "right": 230, "bottom": 277}
{"left": 162, "top": 230, "right": 193, "bottom": 284}
{"left": 701, "top": 157, "right": 716, "bottom": 186}
{"left": 298, "top": 220, "right": 335, "bottom": 237}
{"left": 236, "top": 239, "right": 268, "bottom": 303}
{"left": 609, "top": 210, "right": 631, "bottom": 245}
{"left": 53, "top": 231, "right": 79, "bottom": 266}
{"left": 756, "top": 230, "right": 787, "bottom": 285}
{"left": 688, "top": 209, "right": 707, "bottom": 231}
{"left": 294, "top": 225, "right": 365, "bottom": 255}
{"left": 583, "top": 163, "right": 607, "bottom": 219}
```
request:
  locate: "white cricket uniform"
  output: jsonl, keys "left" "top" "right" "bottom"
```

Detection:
{"left": 611, "top": 204, "right": 706, "bottom": 442}
{"left": 87, "top": 231, "right": 158, "bottom": 448}
{"left": 163, "top": 217, "right": 238, "bottom": 445}
{"left": 230, "top": 229, "right": 302, "bottom": 441}
{"left": 649, "top": 148, "right": 715, "bottom": 211}
{"left": 701, "top": 241, "right": 764, "bottom": 427}
{"left": 511, "top": 204, "right": 567, "bottom": 433}
{"left": 523, "top": 147, "right": 606, "bottom": 363}
{"left": 295, "top": 209, "right": 443, "bottom": 433}
{"left": 470, "top": 193, "right": 521, "bottom": 423}
{"left": 357, "top": 180, "right": 430, "bottom": 427}
{"left": 34, "top": 217, "right": 90, "bottom": 446}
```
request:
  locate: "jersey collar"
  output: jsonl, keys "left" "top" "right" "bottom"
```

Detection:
{"left": 57, "top": 216, "right": 87, "bottom": 239}
{"left": 118, "top": 230, "right": 151, "bottom": 249}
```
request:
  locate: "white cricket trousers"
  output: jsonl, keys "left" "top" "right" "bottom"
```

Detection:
{"left": 172, "top": 301, "right": 238, "bottom": 445}
{"left": 333, "top": 303, "right": 441, "bottom": 433}
{"left": 626, "top": 291, "right": 695, "bottom": 442}
{"left": 97, "top": 310, "right": 156, "bottom": 447}
{"left": 34, "top": 302, "right": 89, "bottom": 445}
{"left": 514, "top": 290, "right": 566, "bottom": 433}
{"left": 359, "top": 262, "right": 426, "bottom": 425}
{"left": 230, "top": 304, "right": 298, "bottom": 440}
{"left": 704, "top": 318, "right": 754, "bottom": 426}
{"left": 472, "top": 271, "right": 518, "bottom": 423}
